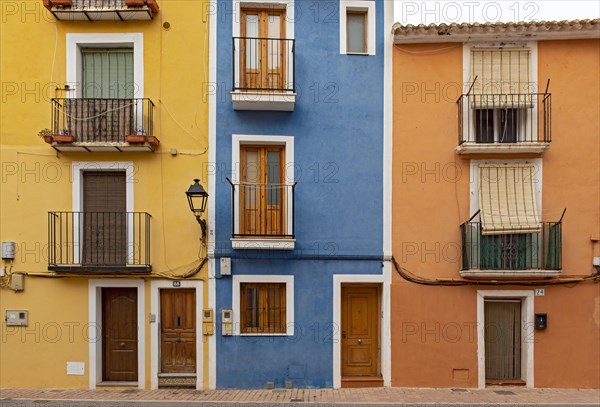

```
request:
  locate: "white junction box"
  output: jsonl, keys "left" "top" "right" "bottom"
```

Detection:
{"left": 1, "top": 241, "right": 15, "bottom": 260}
{"left": 6, "top": 310, "right": 28, "bottom": 326}
{"left": 220, "top": 257, "right": 231, "bottom": 276}
{"left": 66, "top": 362, "right": 85, "bottom": 375}
{"left": 221, "top": 308, "right": 233, "bottom": 336}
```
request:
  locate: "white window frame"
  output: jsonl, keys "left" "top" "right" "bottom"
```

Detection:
{"left": 66, "top": 33, "right": 144, "bottom": 99}
{"left": 231, "top": 0, "right": 295, "bottom": 92}
{"left": 476, "top": 290, "right": 534, "bottom": 388}
{"left": 88, "top": 279, "right": 145, "bottom": 389}
{"left": 71, "top": 161, "right": 135, "bottom": 265}
{"left": 231, "top": 134, "right": 295, "bottom": 250}
{"left": 232, "top": 274, "right": 294, "bottom": 336}
{"left": 340, "top": 0, "right": 376, "bottom": 55}
{"left": 461, "top": 42, "right": 538, "bottom": 144}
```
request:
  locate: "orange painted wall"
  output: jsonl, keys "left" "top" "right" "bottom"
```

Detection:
{"left": 391, "top": 40, "right": 600, "bottom": 388}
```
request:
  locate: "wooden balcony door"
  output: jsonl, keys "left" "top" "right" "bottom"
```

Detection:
{"left": 240, "top": 8, "right": 286, "bottom": 90}
{"left": 160, "top": 289, "right": 196, "bottom": 374}
{"left": 240, "top": 145, "right": 285, "bottom": 236}
{"left": 82, "top": 171, "right": 127, "bottom": 266}
{"left": 102, "top": 287, "right": 138, "bottom": 382}
{"left": 341, "top": 285, "right": 381, "bottom": 383}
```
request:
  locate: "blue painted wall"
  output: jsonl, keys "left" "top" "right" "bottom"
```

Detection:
{"left": 214, "top": 0, "right": 386, "bottom": 388}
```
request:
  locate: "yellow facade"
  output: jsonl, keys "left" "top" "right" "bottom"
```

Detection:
{"left": 1, "top": 0, "right": 211, "bottom": 389}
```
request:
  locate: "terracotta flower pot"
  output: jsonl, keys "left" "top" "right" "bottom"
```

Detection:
{"left": 147, "top": 136, "right": 160, "bottom": 148}
{"left": 124, "top": 0, "right": 145, "bottom": 6}
{"left": 51, "top": 0, "right": 73, "bottom": 6}
{"left": 42, "top": 135, "right": 53, "bottom": 144}
{"left": 53, "top": 134, "right": 74, "bottom": 143}
{"left": 126, "top": 134, "right": 146, "bottom": 144}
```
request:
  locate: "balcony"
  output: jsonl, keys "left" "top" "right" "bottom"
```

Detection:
{"left": 228, "top": 180, "right": 296, "bottom": 250}
{"left": 457, "top": 93, "right": 551, "bottom": 154}
{"left": 48, "top": 212, "right": 151, "bottom": 272}
{"left": 49, "top": 98, "right": 159, "bottom": 152}
{"left": 231, "top": 37, "right": 296, "bottom": 111}
{"left": 43, "top": 0, "right": 159, "bottom": 21}
{"left": 460, "top": 221, "right": 562, "bottom": 278}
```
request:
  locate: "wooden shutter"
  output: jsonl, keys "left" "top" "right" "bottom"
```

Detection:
{"left": 83, "top": 171, "right": 127, "bottom": 266}
{"left": 478, "top": 164, "right": 540, "bottom": 235}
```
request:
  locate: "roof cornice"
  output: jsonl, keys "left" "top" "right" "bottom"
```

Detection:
{"left": 393, "top": 19, "right": 600, "bottom": 44}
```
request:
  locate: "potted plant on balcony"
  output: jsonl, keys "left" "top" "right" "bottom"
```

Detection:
{"left": 124, "top": 0, "right": 145, "bottom": 7}
{"left": 38, "top": 128, "right": 53, "bottom": 144}
{"left": 126, "top": 128, "right": 147, "bottom": 144}
{"left": 53, "top": 129, "right": 74, "bottom": 143}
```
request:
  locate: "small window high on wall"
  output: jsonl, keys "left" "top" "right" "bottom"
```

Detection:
{"left": 339, "top": 1, "right": 376, "bottom": 55}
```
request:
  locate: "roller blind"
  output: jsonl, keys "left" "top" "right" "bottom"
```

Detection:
{"left": 471, "top": 48, "right": 531, "bottom": 108}
{"left": 479, "top": 164, "right": 540, "bottom": 235}
{"left": 82, "top": 48, "right": 134, "bottom": 99}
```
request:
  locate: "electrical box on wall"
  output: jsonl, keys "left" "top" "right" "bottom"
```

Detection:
{"left": 6, "top": 310, "right": 28, "bottom": 326}
{"left": 1, "top": 241, "right": 15, "bottom": 260}
{"left": 535, "top": 313, "right": 547, "bottom": 330}
{"left": 221, "top": 308, "right": 233, "bottom": 336}
{"left": 203, "top": 308, "right": 214, "bottom": 335}
{"left": 9, "top": 273, "right": 24, "bottom": 291}
{"left": 220, "top": 257, "right": 231, "bottom": 276}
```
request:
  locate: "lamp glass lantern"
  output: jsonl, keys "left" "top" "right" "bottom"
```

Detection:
{"left": 186, "top": 179, "right": 208, "bottom": 223}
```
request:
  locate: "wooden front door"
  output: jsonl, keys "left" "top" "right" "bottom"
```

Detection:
{"left": 485, "top": 300, "right": 522, "bottom": 382}
{"left": 240, "top": 145, "right": 285, "bottom": 236}
{"left": 160, "top": 289, "right": 196, "bottom": 373}
{"left": 83, "top": 171, "right": 127, "bottom": 266}
{"left": 240, "top": 8, "right": 286, "bottom": 90}
{"left": 102, "top": 287, "right": 138, "bottom": 382}
{"left": 341, "top": 286, "right": 380, "bottom": 377}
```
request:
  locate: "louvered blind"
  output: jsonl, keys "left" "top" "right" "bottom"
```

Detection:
{"left": 82, "top": 48, "right": 134, "bottom": 99}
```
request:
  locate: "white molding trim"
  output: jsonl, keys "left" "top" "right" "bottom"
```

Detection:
{"left": 476, "top": 290, "right": 535, "bottom": 388}
{"left": 150, "top": 280, "right": 204, "bottom": 390}
{"left": 461, "top": 269, "right": 561, "bottom": 279}
{"left": 231, "top": 274, "right": 295, "bottom": 336}
{"left": 332, "top": 274, "right": 390, "bottom": 388}
{"left": 66, "top": 33, "right": 144, "bottom": 98}
{"left": 231, "top": 134, "right": 294, "bottom": 240}
{"left": 469, "top": 158, "right": 543, "bottom": 221}
{"left": 382, "top": 0, "right": 392, "bottom": 258}
{"left": 231, "top": 238, "right": 295, "bottom": 250}
{"left": 231, "top": 92, "right": 296, "bottom": 111}
{"left": 88, "top": 279, "right": 145, "bottom": 389}
{"left": 208, "top": 0, "right": 217, "bottom": 389}
{"left": 456, "top": 142, "right": 550, "bottom": 155}
{"left": 71, "top": 162, "right": 135, "bottom": 264}
{"left": 340, "top": 0, "right": 376, "bottom": 55}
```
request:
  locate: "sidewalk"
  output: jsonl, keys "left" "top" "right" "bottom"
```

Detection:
{"left": 1, "top": 387, "right": 599, "bottom": 404}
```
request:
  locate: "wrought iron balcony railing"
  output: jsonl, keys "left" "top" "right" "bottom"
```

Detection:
{"left": 228, "top": 180, "right": 296, "bottom": 239}
{"left": 48, "top": 211, "right": 151, "bottom": 272}
{"left": 50, "top": 98, "right": 158, "bottom": 150}
{"left": 457, "top": 93, "right": 551, "bottom": 146}
{"left": 43, "top": 0, "right": 159, "bottom": 21}
{"left": 232, "top": 37, "right": 295, "bottom": 93}
{"left": 460, "top": 221, "right": 562, "bottom": 271}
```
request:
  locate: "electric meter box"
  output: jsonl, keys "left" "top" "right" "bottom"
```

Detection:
{"left": 6, "top": 310, "right": 28, "bottom": 326}
{"left": 221, "top": 308, "right": 233, "bottom": 336}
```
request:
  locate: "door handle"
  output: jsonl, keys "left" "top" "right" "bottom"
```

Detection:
{"left": 357, "top": 339, "right": 363, "bottom": 344}
{"left": 120, "top": 342, "right": 125, "bottom": 347}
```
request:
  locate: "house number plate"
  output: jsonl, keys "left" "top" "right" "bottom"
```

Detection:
{"left": 535, "top": 289, "right": 545, "bottom": 296}
{"left": 173, "top": 281, "right": 181, "bottom": 287}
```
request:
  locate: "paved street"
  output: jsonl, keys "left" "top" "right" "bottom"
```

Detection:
{"left": 1, "top": 387, "right": 599, "bottom": 406}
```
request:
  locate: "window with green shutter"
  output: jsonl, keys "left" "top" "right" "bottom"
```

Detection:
{"left": 82, "top": 48, "right": 134, "bottom": 99}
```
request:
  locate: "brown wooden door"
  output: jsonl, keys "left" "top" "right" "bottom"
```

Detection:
{"left": 341, "top": 286, "right": 379, "bottom": 377}
{"left": 102, "top": 287, "right": 138, "bottom": 382}
{"left": 240, "top": 8, "right": 286, "bottom": 90}
{"left": 485, "top": 300, "right": 522, "bottom": 381}
{"left": 240, "top": 146, "right": 285, "bottom": 236}
{"left": 83, "top": 171, "right": 127, "bottom": 266}
{"left": 160, "top": 289, "right": 196, "bottom": 373}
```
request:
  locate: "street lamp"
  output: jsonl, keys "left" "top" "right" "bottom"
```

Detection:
{"left": 186, "top": 179, "right": 208, "bottom": 239}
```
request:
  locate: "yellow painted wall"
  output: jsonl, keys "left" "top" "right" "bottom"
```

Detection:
{"left": 391, "top": 40, "right": 600, "bottom": 388}
{"left": 0, "top": 1, "right": 212, "bottom": 388}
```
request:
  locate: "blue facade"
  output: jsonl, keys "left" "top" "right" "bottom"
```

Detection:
{"left": 213, "top": 0, "right": 386, "bottom": 388}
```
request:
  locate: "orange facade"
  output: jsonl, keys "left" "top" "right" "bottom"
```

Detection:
{"left": 391, "top": 38, "right": 600, "bottom": 388}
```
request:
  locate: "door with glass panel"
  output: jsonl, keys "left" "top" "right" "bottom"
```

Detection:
{"left": 240, "top": 9, "right": 286, "bottom": 90}
{"left": 240, "top": 145, "right": 285, "bottom": 236}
